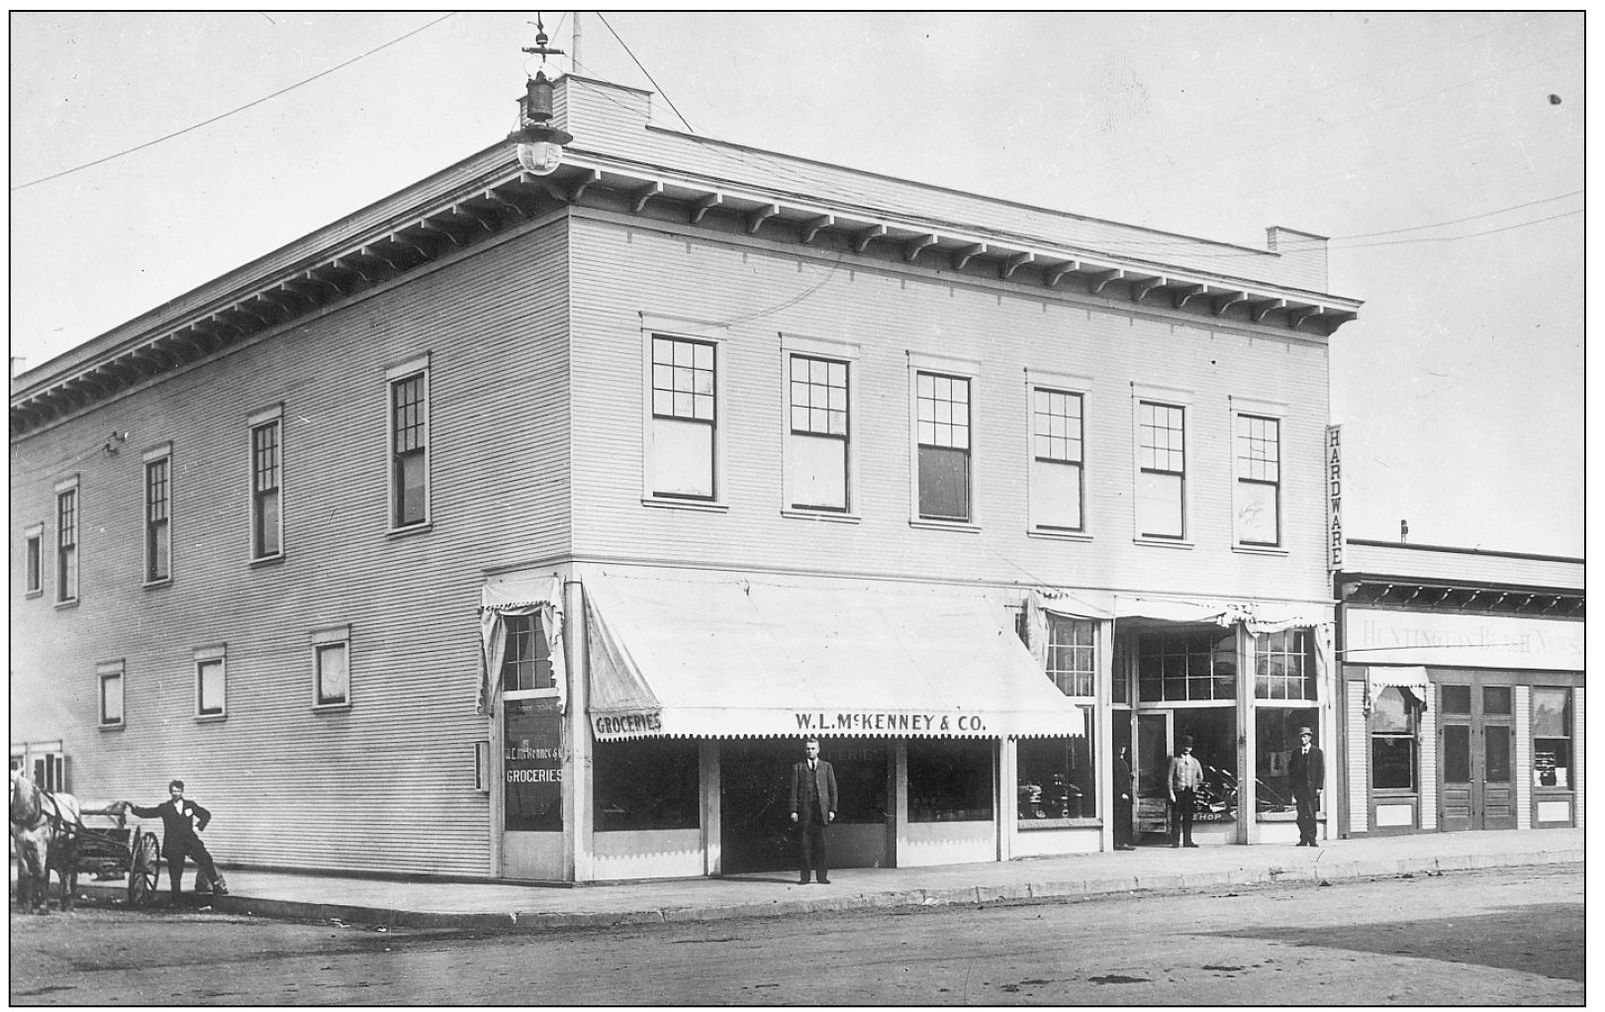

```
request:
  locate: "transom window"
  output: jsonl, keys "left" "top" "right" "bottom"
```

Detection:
{"left": 1045, "top": 616, "right": 1096, "bottom": 697}
{"left": 650, "top": 335, "right": 717, "bottom": 499}
{"left": 1030, "top": 388, "right": 1084, "bottom": 531}
{"left": 501, "top": 613, "right": 555, "bottom": 693}
{"left": 916, "top": 372, "right": 971, "bottom": 521}
{"left": 1137, "top": 630, "right": 1236, "bottom": 702}
{"left": 1254, "top": 629, "right": 1314, "bottom": 699}
{"left": 787, "top": 354, "right": 849, "bottom": 511}
{"left": 1137, "top": 401, "right": 1185, "bottom": 539}
{"left": 1236, "top": 414, "right": 1281, "bottom": 545}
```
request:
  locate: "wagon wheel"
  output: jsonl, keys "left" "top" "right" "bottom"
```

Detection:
{"left": 127, "top": 832, "right": 161, "bottom": 907}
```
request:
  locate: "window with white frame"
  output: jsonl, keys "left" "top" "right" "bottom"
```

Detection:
{"left": 1030, "top": 386, "right": 1086, "bottom": 531}
{"left": 500, "top": 613, "right": 555, "bottom": 693}
{"left": 311, "top": 625, "right": 351, "bottom": 708}
{"left": 1254, "top": 629, "right": 1315, "bottom": 699}
{"left": 1136, "top": 400, "right": 1186, "bottom": 539}
{"left": 144, "top": 445, "right": 172, "bottom": 583}
{"left": 1235, "top": 413, "right": 1281, "bottom": 546}
{"left": 250, "top": 406, "right": 283, "bottom": 559}
{"left": 55, "top": 478, "right": 79, "bottom": 603}
{"left": 649, "top": 334, "right": 718, "bottom": 500}
{"left": 915, "top": 370, "right": 972, "bottom": 522}
{"left": 98, "top": 659, "right": 124, "bottom": 727}
{"left": 787, "top": 353, "right": 850, "bottom": 511}
{"left": 195, "top": 645, "right": 226, "bottom": 718}
{"left": 387, "top": 357, "right": 430, "bottom": 529}
{"left": 24, "top": 523, "right": 43, "bottom": 596}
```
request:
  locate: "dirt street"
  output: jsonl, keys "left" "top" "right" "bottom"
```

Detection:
{"left": 10, "top": 864, "right": 1583, "bottom": 1005}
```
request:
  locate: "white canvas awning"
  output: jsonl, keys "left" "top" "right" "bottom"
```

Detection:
{"left": 1364, "top": 665, "right": 1431, "bottom": 713}
{"left": 584, "top": 574, "right": 1084, "bottom": 742}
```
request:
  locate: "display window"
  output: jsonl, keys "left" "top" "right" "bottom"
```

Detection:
{"left": 1370, "top": 686, "right": 1419, "bottom": 791}
{"left": 594, "top": 739, "right": 700, "bottom": 832}
{"left": 908, "top": 739, "right": 993, "bottom": 822}
{"left": 1017, "top": 729, "right": 1095, "bottom": 822}
{"left": 1255, "top": 708, "right": 1317, "bottom": 815}
{"left": 1532, "top": 687, "right": 1573, "bottom": 790}
{"left": 1173, "top": 709, "right": 1238, "bottom": 822}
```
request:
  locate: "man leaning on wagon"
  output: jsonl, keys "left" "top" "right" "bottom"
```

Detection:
{"left": 125, "top": 779, "right": 228, "bottom": 899}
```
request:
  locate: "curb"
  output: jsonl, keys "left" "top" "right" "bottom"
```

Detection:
{"left": 66, "top": 848, "right": 1582, "bottom": 933}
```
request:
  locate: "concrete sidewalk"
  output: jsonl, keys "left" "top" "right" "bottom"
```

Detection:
{"left": 70, "top": 828, "right": 1581, "bottom": 933}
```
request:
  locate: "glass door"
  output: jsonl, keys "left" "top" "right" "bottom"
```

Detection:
{"left": 1134, "top": 712, "right": 1172, "bottom": 838}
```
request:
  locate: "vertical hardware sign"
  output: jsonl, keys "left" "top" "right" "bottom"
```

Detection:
{"left": 1326, "top": 424, "right": 1343, "bottom": 570}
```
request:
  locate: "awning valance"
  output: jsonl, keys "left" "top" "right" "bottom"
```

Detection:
{"left": 584, "top": 575, "right": 1084, "bottom": 742}
{"left": 478, "top": 575, "right": 566, "bottom": 716}
{"left": 1364, "top": 665, "right": 1431, "bottom": 714}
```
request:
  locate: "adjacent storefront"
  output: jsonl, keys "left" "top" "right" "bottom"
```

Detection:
{"left": 1335, "top": 541, "right": 1584, "bottom": 838}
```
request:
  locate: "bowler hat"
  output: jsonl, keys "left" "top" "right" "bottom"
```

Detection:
{"left": 1297, "top": 726, "right": 1313, "bottom": 736}
{"left": 1180, "top": 734, "right": 1194, "bottom": 746}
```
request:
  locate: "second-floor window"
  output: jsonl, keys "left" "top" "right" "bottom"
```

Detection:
{"left": 1235, "top": 414, "right": 1281, "bottom": 546}
{"left": 389, "top": 367, "right": 429, "bottom": 528}
{"left": 650, "top": 335, "right": 717, "bottom": 499}
{"left": 916, "top": 371, "right": 971, "bottom": 522}
{"left": 1031, "top": 387, "right": 1085, "bottom": 531}
{"left": 1136, "top": 401, "right": 1185, "bottom": 539}
{"left": 144, "top": 454, "right": 171, "bottom": 583}
{"left": 251, "top": 414, "right": 283, "bottom": 559}
{"left": 787, "top": 354, "right": 850, "bottom": 511}
{"left": 56, "top": 484, "right": 78, "bottom": 603}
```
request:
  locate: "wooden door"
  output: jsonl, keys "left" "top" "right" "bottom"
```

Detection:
{"left": 1438, "top": 680, "right": 1516, "bottom": 831}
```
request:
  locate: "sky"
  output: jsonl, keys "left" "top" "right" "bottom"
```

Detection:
{"left": 8, "top": 12, "right": 1586, "bottom": 556}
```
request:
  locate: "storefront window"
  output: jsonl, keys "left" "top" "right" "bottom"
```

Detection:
{"left": 594, "top": 739, "right": 700, "bottom": 832}
{"left": 503, "top": 700, "right": 562, "bottom": 831}
{"left": 1254, "top": 629, "right": 1314, "bottom": 700}
{"left": 820, "top": 741, "right": 890, "bottom": 824}
{"left": 1254, "top": 708, "right": 1314, "bottom": 814}
{"left": 1137, "top": 630, "right": 1236, "bottom": 702}
{"left": 1046, "top": 618, "right": 1096, "bottom": 697}
{"left": 908, "top": 740, "right": 993, "bottom": 822}
{"left": 1173, "top": 709, "right": 1237, "bottom": 823}
{"left": 1017, "top": 729, "right": 1096, "bottom": 821}
{"left": 1370, "top": 686, "right": 1418, "bottom": 791}
{"left": 1532, "top": 687, "right": 1572, "bottom": 789}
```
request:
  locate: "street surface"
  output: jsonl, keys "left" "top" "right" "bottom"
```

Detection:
{"left": 10, "top": 865, "right": 1582, "bottom": 1005}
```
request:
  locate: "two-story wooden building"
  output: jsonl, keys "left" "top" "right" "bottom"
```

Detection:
{"left": 11, "top": 74, "right": 1361, "bottom": 881}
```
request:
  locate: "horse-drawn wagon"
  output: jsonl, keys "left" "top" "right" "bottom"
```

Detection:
{"left": 75, "top": 802, "right": 163, "bottom": 907}
{"left": 11, "top": 772, "right": 162, "bottom": 911}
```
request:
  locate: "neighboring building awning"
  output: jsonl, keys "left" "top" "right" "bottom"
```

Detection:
{"left": 584, "top": 575, "right": 1084, "bottom": 742}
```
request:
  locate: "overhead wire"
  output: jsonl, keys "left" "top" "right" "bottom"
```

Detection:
{"left": 11, "top": 12, "right": 459, "bottom": 193}
{"left": 594, "top": 12, "right": 695, "bottom": 134}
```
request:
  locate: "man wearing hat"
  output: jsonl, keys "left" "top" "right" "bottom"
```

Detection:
{"left": 1288, "top": 725, "right": 1325, "bottom": 847}
{"left": 1166, "top": 735, "right": 1204, "bottom": 848}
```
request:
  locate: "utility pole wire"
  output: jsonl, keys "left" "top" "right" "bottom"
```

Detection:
{"left": 594, "top": 12, "right": 694, "bottom": 134}
{"left": 12, "top": 12, "right": 458, "bottom": 193}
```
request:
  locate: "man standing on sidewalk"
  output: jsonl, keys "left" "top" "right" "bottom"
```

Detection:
{"left": 1114, "top": 746, "right": 1137, "bottom": 851}
{"left": 1167, "top": 736, "right": 1203, "bottom": 848}
{"left": 789, "top": 738, "right": 838, "bottom": 884}
{"left": 1289, "top": 726, "right": 1325, "bottom": 847}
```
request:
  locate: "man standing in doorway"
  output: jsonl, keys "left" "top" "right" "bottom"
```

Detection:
{"left": 1289, "top": 726, "right": 1325, "bottom": 847}
{"left": 1167, "top": 735, "right": 1203, "bottom": 848}
{"left": 1114, "top": 745, "right": 1137, "bottom": 851}
{"left": 789, "top": 738, "right": 838, "bottom": 884}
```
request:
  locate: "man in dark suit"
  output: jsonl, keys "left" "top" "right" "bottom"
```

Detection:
{"left": 788, "top": 738, "right": 838, "bottom": 884}
{"left": 1288, "top": 726, "right": 1325, "bottom": 847}
{"left": 127, "top": 779, "right": 227, "bottom": 897}
{"left": 1113, "top": 746, "right": 1137, "bottom": 851}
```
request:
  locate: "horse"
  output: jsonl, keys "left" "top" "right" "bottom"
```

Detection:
{"left": 9, "top": 771, "right": 83, "bottom": 912}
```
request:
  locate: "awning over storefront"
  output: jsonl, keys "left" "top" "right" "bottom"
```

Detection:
{"left": 1363, "top": 665, "right": 1431, "bottom": 714}
{"left": 584, "top": 574, "right": 1085, "bottom": 742}
{"left": 478, "top": 574, "right": 566, "bottom": 716}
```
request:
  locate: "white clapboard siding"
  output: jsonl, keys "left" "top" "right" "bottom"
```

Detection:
{"left": 1346, "top": 680, "right": 1368, "bottom": 834}
{"left": 1515, "top": 686, "right": 1532, "bottom": 830}
{"left": 1575, "top": 687, "right": 1585, "bottom": 827}
{"left": 10, "top": 223, "right": 571, "bottom": 877}
{"left": 1419, "top": 685, "right": 1437, "bottom": 831}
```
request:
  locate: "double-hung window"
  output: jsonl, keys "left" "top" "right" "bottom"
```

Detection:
{"left": 1029, "top": 378, "right": 1088, "bottom": 532}
{"left": 1235, "top": 409, "right": 1282, "bottom": 546}
{"left": 649, "top": 334, "right": 718, "bottom": 500}
{"left": 55, "top": 477, "right": 79, "bottom": 604}
{"left": 250, "top": 405, "right": 283, "bottom": 559}
{"left": 1136, "top": 399, "right": 1186, "bottom": 539}
{"left": 144, "top": 444, "right": 172, "bottom": 584}
{"left": 910, "top": 355, "right": 979, "bottom": 524}
{"left": 786, "top": 353, "right": 851, "bottom": 511}
{"left": 387, "top": 356, "right": 430, "bottom": 530}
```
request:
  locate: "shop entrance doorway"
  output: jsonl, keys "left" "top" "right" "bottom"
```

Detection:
{"left": 719, "top": 739, "right": 893, "bottom": 875}
{"left": 1439, "top": 681, "right": 1516, "bottom": 831}
{"left": 1133, "top": 712, "right": 1172, "bottom": 838}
